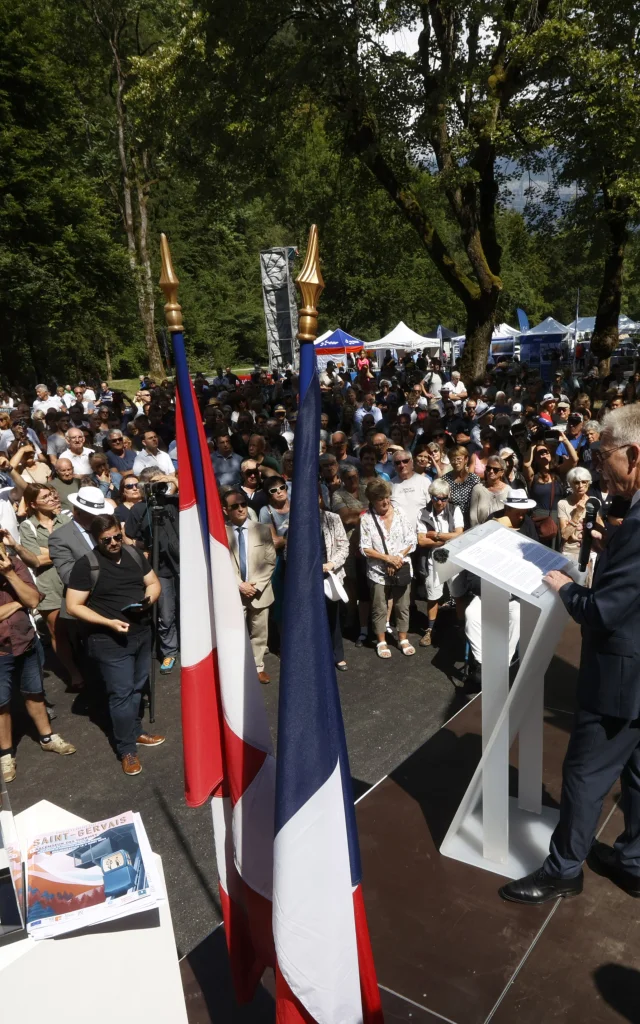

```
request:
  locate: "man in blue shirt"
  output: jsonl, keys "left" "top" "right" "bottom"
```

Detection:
{"left": 97, "top": 381, "right": 114, "bottom": 406}
{"left": 211, "top": 428, "right": 243, "bottom": 488}
{"left": 105, "top": 430, "right": 137, "bottom": 474}
{"left": 556, "top": 413, "right": 587, "bottom": 461}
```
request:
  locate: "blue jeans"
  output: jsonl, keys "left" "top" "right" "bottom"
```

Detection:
{"left": 157, "top": 577, "right": 179, "bottom": 658}
{"left": 0, "top": 646, "right": 43, "bottom": 707}
{"left": 86, "top": 628, "right": 151, "bottom": 757}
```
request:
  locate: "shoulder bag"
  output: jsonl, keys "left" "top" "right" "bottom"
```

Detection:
{"left": 532, "top": 478, "right": 558, "bottom": 540}
{"left": 369, "top": 507, "right": 411, "bottom": 587}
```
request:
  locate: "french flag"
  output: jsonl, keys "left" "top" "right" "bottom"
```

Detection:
{"left": 171, "top": 275, "right": 276, "bottom": 999}
{"left": 275, "top": 337, "right": 383, "bottom": 1023}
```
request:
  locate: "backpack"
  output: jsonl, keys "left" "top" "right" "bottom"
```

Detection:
{"left": 85, "top": 545, "right": 148, "bottom": 595}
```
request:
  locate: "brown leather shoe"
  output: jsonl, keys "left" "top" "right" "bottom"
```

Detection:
{"left": 136, "top": 733, "right": 166, "bottom": 747}
{"left": 122, "top": 753, "right": 142, "bottom": 776}
{"left": 258, "top": 671, "right": 270, "bottom": 684}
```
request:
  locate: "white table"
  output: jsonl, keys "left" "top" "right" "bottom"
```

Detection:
{"left": 0, "top": 800, "right": 188, "bottom": 1022}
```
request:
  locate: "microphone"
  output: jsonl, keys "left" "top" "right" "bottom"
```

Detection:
{"left": 433, "top": 547, "right": 449, "bottom": 564}
{"left": 578, "top": 497, "right": 601, "bottom": 572}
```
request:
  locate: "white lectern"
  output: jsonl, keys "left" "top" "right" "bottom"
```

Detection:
{"left": 436, "top": 521, "right": 579, "bottom": 880}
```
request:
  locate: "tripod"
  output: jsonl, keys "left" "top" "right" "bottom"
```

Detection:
{"left": 146, "top": 497, "right": 172, "bottom": 724}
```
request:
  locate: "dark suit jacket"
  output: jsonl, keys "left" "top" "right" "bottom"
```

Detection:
{"left": 559, "top": 495, "right": 640, "bottom": 718}
{"left": 48, "top": 519, "right": 95, "bottom": 618}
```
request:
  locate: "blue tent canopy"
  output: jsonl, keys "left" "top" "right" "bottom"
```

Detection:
{"left": 314, "top": 328, "right": 363, "bottom": 353}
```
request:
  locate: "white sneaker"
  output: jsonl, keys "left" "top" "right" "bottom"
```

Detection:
{"left": 1, "top": 753, "right": 16, "bottom": 783}
{"left": 40, "top": 734, "right": 76, "bottom": 755}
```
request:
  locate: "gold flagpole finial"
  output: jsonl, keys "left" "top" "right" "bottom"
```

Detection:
{"left": 159, "top": 233, "right": 183, "bottom": 333}
{"left": 296, "top": 224, "right": 324, "bottom": 344}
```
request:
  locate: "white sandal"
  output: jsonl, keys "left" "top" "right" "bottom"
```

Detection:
{"left": 399, "top": 639, "right": 416, "bottom": 656}
{"left": 376, "top": 641, "right": 392, "bottom": 659}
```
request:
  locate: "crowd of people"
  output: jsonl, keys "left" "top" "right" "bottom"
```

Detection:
{"left": 0, "top": 352, "right": 635, "bottom": 782}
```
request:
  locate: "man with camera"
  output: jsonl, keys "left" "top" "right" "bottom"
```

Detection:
{"left": 66, "top": 514, "right": 162, "bottom": 776}
{"left": 125, "top": 468, "right": 179, "bottom": 674}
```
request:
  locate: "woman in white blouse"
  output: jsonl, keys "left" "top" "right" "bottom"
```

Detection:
{"left": 360, "top": 478, "right": 416, "bottom": 659}
{"left": 320, "top": 496, "right": 350, "bottom": 670}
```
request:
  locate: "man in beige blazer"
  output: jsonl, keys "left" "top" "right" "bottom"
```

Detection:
{"left": 223, "top": 488, "right": 276, "bottom": 683}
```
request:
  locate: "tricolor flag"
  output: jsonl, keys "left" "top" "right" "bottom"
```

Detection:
{"left": 172, "top": 319, "right": 276, "bottom": 1000}
{"left": 275, "top": 338, "right": 383, "bottom": 1023}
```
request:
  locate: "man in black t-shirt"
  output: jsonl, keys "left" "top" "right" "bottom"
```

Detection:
{"left": 67, "top": 514, "right": 163, "bottom": 776}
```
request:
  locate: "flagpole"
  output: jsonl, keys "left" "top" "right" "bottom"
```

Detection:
{"left": 275, "top": 225, "right": 383, "bottom": 1022}
{"left": 296, "top": 223, "right": 324, "bottom": 351}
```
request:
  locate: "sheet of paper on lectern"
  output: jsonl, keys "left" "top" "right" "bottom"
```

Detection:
{"left": 460, "top": 528, "right": 568, "bottom": 595}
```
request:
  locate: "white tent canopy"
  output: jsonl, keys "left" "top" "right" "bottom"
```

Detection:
{"left": 494, "top": 322, "right": 520, "bottom": 339}
{"left": 366, "top": 321, "right": 440, "bottom": 351}
{"left": 523, "top": 316, "right": 568, "bottom": 336}
{"left": 451, "top": 323, "right": 520, "bottom": 344}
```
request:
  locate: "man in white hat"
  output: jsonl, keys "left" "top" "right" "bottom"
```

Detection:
{"left": 47, "top": 486, "right": 111, "bottom": 696}
{"left": 49, "top": 487, "right": 109, "bottom": 615}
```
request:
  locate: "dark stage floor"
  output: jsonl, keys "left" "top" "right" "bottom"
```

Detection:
{"left": 7, "top": 601, "right": 467, "bottom": 957}
{"left": 181, "top": 619, "right": 640, "bottom": 1024}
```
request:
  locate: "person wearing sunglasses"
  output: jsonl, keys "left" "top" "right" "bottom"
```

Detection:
{"left": 66, "top": 514, "right": 163, "bottom": 776}
{"left": 240, "top": 459, "right": 268, "bottom": 515}
{"left": 223, "top": 489, "right": 276, "bottom": 684}
{"left": 114, "top": 475, "right": 143, "bottom": 536}
{"left": 391, "top": 450, "right": 431, "bottom": 527}
{"left": 258, "top": 476, "right": 290, "bottom": 552}
{"left": 105, "top": 428, "right": 137, "bottom": 474}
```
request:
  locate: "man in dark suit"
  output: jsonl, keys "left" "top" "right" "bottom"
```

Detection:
{"left": 501, "top": 404, "right": 640, "bottom": 904}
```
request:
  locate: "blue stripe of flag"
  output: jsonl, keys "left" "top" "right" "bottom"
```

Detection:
{"left": 276, "top": 341, "right": 363, "bottom": 887}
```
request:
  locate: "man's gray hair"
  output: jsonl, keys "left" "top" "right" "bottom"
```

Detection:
{"left": 584, "top": 420, "right": 600, "bottom": 435}
{"left": 108, "top": 428, "right": 123, "bottom": 439}
{"left": 338, "top": 463, "right": 358, "bottom": 484}
{"left": 392, "top": 448, "right": 413, "bottom": 464}
{"left": 319, "top": 453, "right": 337, "bottom": 467}
{"left": 35, "top": 383, "right": 48, "bottom": 392}
{"left": 430, "top": 478, "right": 451, "bottom": 498}
{"left": 566, "top": 466, "right": 592, "bottom": 488}
{"left": 602, "top": 405, "right": 640, "bottom": 446}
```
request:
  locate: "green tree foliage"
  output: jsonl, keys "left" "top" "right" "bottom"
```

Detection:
{"left": 1, "top": 0, "right": 639, "bottom": 385}
{"left": 0, "top": 0, "right": 134, "bottom": 386}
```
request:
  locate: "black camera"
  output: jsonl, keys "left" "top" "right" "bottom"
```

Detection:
{"left": 142, "top": 480, "right": 169, "bottom": 507}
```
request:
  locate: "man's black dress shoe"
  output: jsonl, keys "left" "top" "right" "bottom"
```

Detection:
{"left": 587, "top": 842, "right": 640, "bottom": 897}
{"left": 499, "top": 867, "right": 583, "bottom": 905}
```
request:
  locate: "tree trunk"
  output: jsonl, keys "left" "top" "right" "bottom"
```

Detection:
{"left": 134, "top": 164, "right": 163, "bottom": 380}
{"left": 459, "top": 302, "right": 494, "bottom": 383}
{"left": 104, "top": 339, "right": 112, "bottom": 380}
{"left": 110, "top": 26, "right": 164, "bottom": 380}
{"left": 590, "top": 205, "right": 629, "bottom": 379}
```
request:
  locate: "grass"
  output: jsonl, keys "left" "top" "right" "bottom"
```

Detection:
{"left": 109, "top": 367, "right": 256, "bottom": 398}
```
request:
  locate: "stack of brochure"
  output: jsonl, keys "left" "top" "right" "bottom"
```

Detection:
{"left": 25, "top": 811, "right": 164, "bottom": 940}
